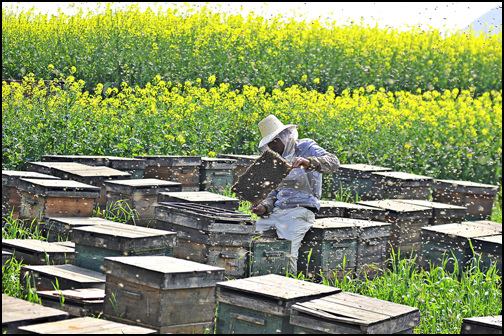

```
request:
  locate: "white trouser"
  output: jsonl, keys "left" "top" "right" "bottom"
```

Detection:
{"left": 255, "top": 207, "right": 315, "bottom": 275}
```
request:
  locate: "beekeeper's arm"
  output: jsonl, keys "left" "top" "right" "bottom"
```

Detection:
{"left": 250, "top": 189, "right": 277, "bottom": 216}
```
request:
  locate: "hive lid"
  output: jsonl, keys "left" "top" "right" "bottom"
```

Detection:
{"left": 421, "top": 222, "right": 501, "bottom": 238}
{"left": 134, "top": 155, "right": 202, "bottom": 166}
{"left": 2, "top": 170, "right": 60, "bottom": 186}
{"left": 104, "top": 178, "right": 182, "bottom": 194}
{"left": 158, "top": 191, "right": 238, "bottom": 202}
{"left": 433, "top": 179, "right": 499, "bottom": 195}
{"left": 358, "top": 200, "right": 433, "bottom": 214}
{"left": 2, "top": 239, "right": 75, "bottom": 253}
{"left": 17, "top": 178, "right": 100, "bottom": 197}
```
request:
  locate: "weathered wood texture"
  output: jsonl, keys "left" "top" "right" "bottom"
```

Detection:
{"left": 215, "top": 274, "right": 340, "bottom": 334}
{"left": 249, "top": 237, "right": 291, "bottom": 277}
{"left": 461, "top": 315, "right": 502, "bottom": 334}
{"left": 41, "top": 216, "right": 115, "bottom": 242}
{"left": 432, "top": 179, "right": 500, "bottom": 220}
{"left": 2, "top": 293, "right": 69, "bottom": 334}
{"left": 200, "top": 157, "right": 236, "bottom": 192}
{"left": 232, "top": 149, "right": 291, "bottom": 205}
{"left": 72, "top": 221, "right": 177, "bottom": 273}
{"left": 158, "top": 190, "right": 240, "bottom": 211}
{"left": 290, "top": 291, "right": 420, "bottom": 334}
{"left": 370, "top": 171, "right": 434, "bottom": 200}
{"left": 470, "top": 234, "right": 502, "bottom": 276}
{"left": 2, "top": 239, "right": 74, "bottom": 265}
{"left": 20, "top": 264, "right": 106, "bottom": 291}
{"left": 135, "top": 155, "right": 202, "bottom": 191}
{"left": 2, "top": 170, "right": 60, "bottom": 219}
{"left": 394, "top": 199, "right": 467, "bottom": 225}
{"left": 17, "top": 316, "right": 157, "bottom": 334}
{"left": 36, "top": 288, "right": 105, "bottom": 317}
{"left": 317, "top": 200, "right": 389, "bottom": 220}
{"left": 331, "top": 164, "right": 393, "bottom": 201}
{"left": 218, "top": 153, "right": 260, "bottom": 184}
{"left": 102, "top": 256, "right": 224, "bottom": 332}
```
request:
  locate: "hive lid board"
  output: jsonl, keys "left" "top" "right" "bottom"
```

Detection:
{"left": 462, "top": 315, "right": 502, "bottom": 328}
{"left": 104, "top": 178, "right": 182, "bottom": 194}
{"left": 338, "top": 164, "right": 392, "bottom": 172}
{"left": 44, "top": 216, "right": 117, "bottom": 227}
{"left": 158, "top": 191, "right": 238, "bottom": 202}
{"left": 319, "top": 200, "right": 383, "bottom": 210}
{"left": 2, "top": 293, "right": 69, "bottom": 327}
{"left": 22, "top": 264, "right": 106, "bottom": 283}
{"left": 2, "top": 170, "right": 60, "bottom": 186}
{"left": 358, "top": 200, "right": 433, "bottom": 213}
{"left": 72, "top": 221, "right": 176, "bottom": 241}
{"left": 394, "top": 199, "right": 467, "bottom": 210}
{"left": 461, "top": 221, "right": 502, "bottom": 232}
{"left": 433, "top": 179, "right": 499, "bottom": 194}
{"left": 371, "top": 171, "right": 433, "bottom": 181}
{"left": 314, "top": 216, "right": 389, "bottom": 229}
{"left": 134, "top": 155, "right": 202, "bottom": 166}
{"left": 2, "top": 239, "right": 74, "bottom": 254}
{"left": 421, "top": 222, "right": 501, "bottom": 238}
{"left": 216, "top": 274, "right": 340, "bottom": 301}
{"left": 18, "top": 178, "right": 100, "bottom": 195}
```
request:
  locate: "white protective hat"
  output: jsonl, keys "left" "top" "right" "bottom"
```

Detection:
{"left": 258, "top": 115, "right": 297, "bottom": 149}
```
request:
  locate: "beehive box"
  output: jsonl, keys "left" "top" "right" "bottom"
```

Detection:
{"left": 215, "top": 274, "right": 341, "bottom": 334}
{"left": 72, "top": 221, "right": 177, "bottom": 273}
{"left": 290, "top": 291, "right": 420, "bottom": 334}
{"left": 461, "top": 315, "right": 502, "bottom": 334}
{"left": 41, "top": 216, "right": 115, "bottom": 242}
{"left": 370, "top": 171, "right": 434, "bottom": 200}
{"left": 420, "top": 222, "right": 502, "bottom": 272}
{"left": 36, "top": 288, "right": 105, "bottom": 317}
{"left": 249, "top": 236, "right": 291, "bottom": 277}
{"left": 317, "top": 200, "right": 389, "bottom": 220}
{"left": 104, "top": 178, "right": 182, "bottom": 226}
{"left": 331, "top": 164, "right": 393, "bottom": 201}
{"left": 432, "top": 179, "right": 500, "bottom": 220}
{"left": 17, "top": 178, "right": 100, "bottom": 222}
{"left": 2, "top": 293, "right": 69, "bottom": 334}
{"left": 135, "top": 155, "right": 202, "bottom": 191}
{"left": 200, "top": 157, "right": 237, "bottom": 192}
{"left": 2, "top": 239, "right": 74, "bottom": 265}
{"left": 41, "top": 155, "right": 147, "bottom": 179}
{"left": 394, "top": 199, "right": 468, "bottom": 225}
{"left": 357, "top": 200, "right": 433, "bottom": 255}
{"left": 26, "top": 162, "right": 131, "bottom": 208}
{"left": 298, "top": 218, "right": 358, "bottom": 280}
{"left": 218, "top": 153, "right": 260, "bottom": 184}
{"left": 102, "top": 255, "right": 225, "bottom": 334}
{"left": 472, "top": 234, "right": 502, "bottom": 276}
{"left": 2, "top": 170, "right": 60, "bottom": 219}
{"left": 20, "top": 264, "right": 106, "bottom": 291}
{"left": 18, "top": 316, "right": 157, "bottom": 334}
{"left": 158, "top": 190, "right": 240, "bottom": 211}
{"left": 154, "top": 202, "right": 255, "bottom": 278}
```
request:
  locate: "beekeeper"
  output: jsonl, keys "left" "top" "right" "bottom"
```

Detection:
{"left": 250, "top": 114, "right": 340, "bottom": 274}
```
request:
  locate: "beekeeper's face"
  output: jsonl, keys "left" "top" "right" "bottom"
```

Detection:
{"left": 268, "top": 137, "right": 285, "bottom": 155}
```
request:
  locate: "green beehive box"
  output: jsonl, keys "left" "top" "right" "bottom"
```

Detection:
{"left": 200, "top": 157, "right": 236, "bottom": 193}
{"left": 370, "top": 171, "right": 433, "bottom": 200}
{"left": 331, "top": 164, "right": 392, "bottom": 201}
{"left": 290, "top": 291, "right": 420, "bottom": 334}
{"left": 215, "top": 274, "right": 341, "bottom": 334}
{"left": 420, "top": 222, "right": 501, "bottom": 272}
{"left": 72, "top": 221, "right": 177, "bottom": 273}
{"left": 249, "top": 237, "right": 291, "bottom": 277}
{"left": 472, "top": 234, "right": 502, "bottom": 276}
{"left": 298, "top": 217, "right": 358, "bottom": 280}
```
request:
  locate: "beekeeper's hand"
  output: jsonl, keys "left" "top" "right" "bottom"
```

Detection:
{"left": 292, "top": 157, "right": 310, "bottom": 169}
{"left": 249, "top": 204, "right": 266, "bottom": 215}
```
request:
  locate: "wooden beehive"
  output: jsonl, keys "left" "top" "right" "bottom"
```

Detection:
{"left": 36, "top": 288, "right": 105, "bottom": 317}
{"left": 135, "top": 155, "right": 202, "bottom": 191}
{"left": 472, "top": 234, "right": 502, "bottom": 276}
{"left": 331, "top": 164, "right": 393, "bottom": 201}
{"left": 18, "top": 316, "right": 157, "bottom": 334}
{"left": 154, "top": 202, "right": 255, "bottom": 278}
{"left": 20, "top": 264, "right": 106, "bottom": 291}
{"left": 102, "top": 255, "right": 225, "bottom": 334}
{"left": 232, "top": 149, "right": 291, "bottom": 205}
{"left": 432, "top": 179, "right": 500, "bottom": 220}
{"left": 461, "top": 315, "right": 502, "bottom": 334}
{"left": 357, "top": 200, "right": 433, "bottom": 255}
{"left": 26, "top": 161, "right": 131, "bottom": 208}
{"left": 104, "top": 178, "right": 182, "bottom": 226}
{"left": 41, "top": 155, "right": 147, "bottom": 179}
{"left": 2, "top": 293, "right": 69, "bottom": 334}
{"left": 215, "top": 274, "right": 341, "bottom": 334}
{"left": 317, "top": 200, "right": 389, "bottom": 220}
{"left": 200, "top": 157, "right": 237, "bottom": 192}
{"left": 394, "top": 199, "right": 468, "bottom": 225}
{"left": 158, "top": 190, "right": 240, "bottom": 211}
{"left": 17, "top": 178, "right": 100, "bottom": 222}
{"left": 370, "top": 171, "right": 434, "bottom": 200}
{"left": 2, "top": 170, "right": 60, "bottom": 219}
{"left": 72, "top": 221, "right": 177, "bottom": 273}
{"left": 41, "top": 216, "right": 114, "bottom": 242}
{"left": 249, "top": 236, "right": 291, "bottom": 277}
{"left": 298, "top": 217, "right": 359, "bottom": 280}
{"left": 218, "top": 153, "right": 260, "bottom": 184}
{"left": 2, "top": 239, "right": 74, "bottom": 265}
{"left": 289, "top": 291, "right": 420, "bottom": 334}
{"left": 420, "top": 222, "right": 502, "bottom": 272}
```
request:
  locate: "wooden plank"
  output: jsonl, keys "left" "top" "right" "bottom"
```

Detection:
{"left": 104, "top": 178, "right": 182, "bottom": 195}
{"left": 2, "top": 239, "right": 74, "bottom": 265}
{"left": 21, "top": 264, "right": 106, "bottom": 291}
{"left": 422, "top": 222, "right": 501, "bottom": 239}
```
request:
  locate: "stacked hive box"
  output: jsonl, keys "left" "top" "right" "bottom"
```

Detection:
{"left": 2, "top": 170, "right": 60, "bottom": 219}
{"left": 104, "top": 178, "right": 182, "bottom": 226}
{"left": 217, "top": 153, "right": 259, "bottom": 184}
{"left": 158, "top": 190, "right": 240, "bottom": 211}
{"left": 102, "top": 255, "right": 225, "bottom": 333}
{"left": 370, "top": 171, "right": 433, "bottom": 200}
{"left": 135, "top": 155, "right": 201, "bottom": 191}
{"left": 215, "top": 274, "right": 341, "bottom": 334}
{"left": 331, "top": 164, "right": 392, "bottom": 201}
{"left": 26, "top": 162, "right": 131, "bottom": 208}
{"left": 155, "top": 202, "right": 255, "bottom": 278}
{"left": 432, "top": 179, "right": 500, "bottom": 220}
{"left": 41, "top": 155, "right": 147, "bottom": 179}
{"left": 200, "top": 157, "right": 237, "bottom": 192}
